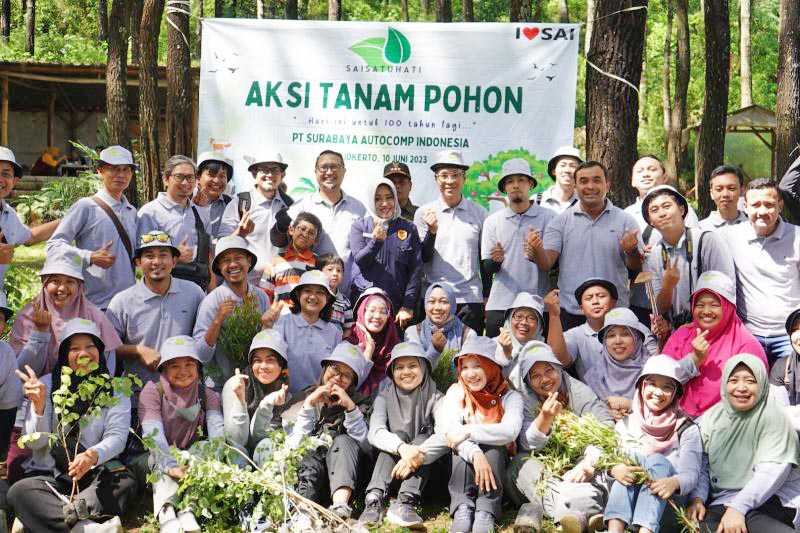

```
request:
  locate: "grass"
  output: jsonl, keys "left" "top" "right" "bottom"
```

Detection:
{"left": 12, "top": 242, "right": 46, "bottom": 269}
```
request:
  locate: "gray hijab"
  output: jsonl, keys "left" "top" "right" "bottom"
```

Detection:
{"left": 379, "top": 349, "right": 442, "bottom": 443}
{"left": 588, "top": 326, "right": 649, "bottom": 400}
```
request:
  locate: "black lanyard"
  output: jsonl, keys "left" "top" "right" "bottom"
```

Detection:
{"left": 661, "top": 229, "right": 695, "bottom": 295}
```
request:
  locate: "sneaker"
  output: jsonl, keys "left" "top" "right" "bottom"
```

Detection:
{"left": 513, "top": 502, "right": 543, "bottom": 533}
{"left": 386, "top": 501, "right": 423, "bottom": 527}
{"left": 358, "top": 492, "right": 384, "bottom": 526}
{"left": 177, "top": 510, "right": 201, "bottom": 533}
{"left": 559, "top": 512, "right": 587, "bottom": 533}
{"left": 329, "top": 503, "right": 353, "bottom": 521}
{"left": 450, "top": 504, "right": 474, "bottom": 533}
{"left": 70, "top": 517, "right": 124, "bottom": 533}
{"left": 472, "top": 510, "right": 495, "bottom": 533}
{"left": 587, "top": 513, "right": 604, "bottom": 533}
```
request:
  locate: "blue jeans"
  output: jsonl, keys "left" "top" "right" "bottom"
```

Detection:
{"left": 754, "top": 334, "right": 794, "bottom": 368}
{"left": 604, "top": 453, "right": 675, "bottom": 533}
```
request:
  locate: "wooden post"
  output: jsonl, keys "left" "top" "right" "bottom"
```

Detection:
{"left": 47, "top": 91, "right": 56, "bottom": 148}
{"left": 1, "top": 77, "right": 7, "bottom": 146}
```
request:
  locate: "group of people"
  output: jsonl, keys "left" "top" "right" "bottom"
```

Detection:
{"left": 0, "top": 140, "right": 797, "bottom": 533}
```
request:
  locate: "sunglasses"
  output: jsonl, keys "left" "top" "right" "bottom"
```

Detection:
{"left": 140, "top": 232, "right": 170, "bottom": 245}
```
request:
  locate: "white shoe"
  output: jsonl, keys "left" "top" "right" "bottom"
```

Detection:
{"left": 10, "top": 518, "right": 23, "bottom": 533}
{"left": 177, "top": 510, "right": 201, "bottom": 533}
{"left": 69, "top": 516, "right": 123, "bottom": 533}
{"left": 158, "top": 517, "right": 182, "bottom": 533}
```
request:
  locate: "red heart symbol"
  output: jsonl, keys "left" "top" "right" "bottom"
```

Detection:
{"left": 522, "top": 27, "right": 540, "bottom": 40}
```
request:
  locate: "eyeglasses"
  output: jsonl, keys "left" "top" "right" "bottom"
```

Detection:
{"left": 511, "top": 314, "right": 539, "bottom": 325}
{"left": 316, "top": 164, "right": 343, "bottom": 173}
{"left": 170, "top": 173, "right": 196, "bottom": 183}
{"left": 253, "top": 165, "right": 283, "bottom": 175}
{"left": 140, "top": 232, "right": 170, "bottom": 244}
{"left": 435, "top": 171, "right": 464, "bottom": 181}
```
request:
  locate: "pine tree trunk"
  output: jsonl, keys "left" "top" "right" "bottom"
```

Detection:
{"left": 256, "top": 0, "right": 263, "bottom": 18}
{"left": 138, "top": 0, "right": 166, "bottom": 202}
{"left": 585, "top": 0, "right": 648, "bottom": 206}
{"left": 401, "top": 0, "right": 409, "bottom": 21}
{"left": 129, "top": 0, "right": 142, "bottom": 64}
{"left": 532, "top": 0, "right": 543, "bottom": 20}
{"left": 510, "top": 0, "right": 521, "bottom": 22}
{"left": 558, "top": 0, "right": 569, "bottom": 22}
{"left": 328, "top": 0, "right": 341, "bottom": 20}
{"left": 98, "top": 0, "right": 108, "bottom": 41}
{"left": 739, "top": 0, "right": 752, "bottom": 107}
{"left": 585, "top": 0, "right": 595, "bottom": 53}
{"left": 694, "top": 0, "right": 729, "bottom": 216}
{"left": 462, "top": 0, "right": 473, "bottom": 21}
{"left": 667, "top": 0, "right": 689, "bottom": 180}
{"left": 166, "top": 0, "right": 193, "bottom": 157}
{"left": 286, "top": 0, "right": 297, "bottom": 19}
{"left": 25, "top": 0, "right": 34, "bottom": 55}
{"left": 420, "top": 0, "right": 429, "bottom": 17}
{"left": 1, "top": 0, "right": 11, "bottom": 43}
{"left": 776, "top": 0, "right": 800, "bottom": 182}
{"left": 214, "top": 0, "right": 223, "bottom": 16}
{"left": 436, "top": 0, "right": 452, "bottom": 22}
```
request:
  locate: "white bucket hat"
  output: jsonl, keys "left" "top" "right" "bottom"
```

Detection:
{"left": 58, "top": 318, "right": 105, "bottom": 358}
{"left": 246, "top": 152, "right": 288, "bottom": 172}
{"left": 519, "top": 341, "right": 563, "bottom": 389}
{"left": 290, "top": 270, "right": 335, "bottom": 300}
{"left": 635, "top": 354, "right": 683, "bottom": 397}
{"left": 385, "top": 341, "right": 431, "bottom": 376}
{"left": 39, "top": 249, "right": 85, "bottom": 281}
{"left": 248, "top": 329, "right": 289, "bottom": 366}
{"left": 430, "top": 150, "right": 469, "bottom": 172}
{"left": 498, "top": 158, "right": 536, "bottom": 193}
{"left": 135, "top": 230, "right": 181, "bottom": 258}
{"left": 98, "top": 145, "right": 138, "bottom": 170}
{"left": 0, "top": 146, "right": 22, "bottom": 177}
{"left": 454, "top": 336, "right": 509, "bottom": 368}
{"left": 0, "top": 292, "right": 11, "bottom": 321}
{"left": 321, "top": 342, "right": 372, "bottom": 388}
{"left": 547, "top": 146, "right": 582, "bottom": 178}
{"left": 158, "top": 335, "right": 202, "bottom": 370}
{"left": 641, "top": 184, "right": 690, "bottom": 225}
{"left": 693, "top": 270, "right": 736, "bottom": 305}
{"left": 598, "top": 307, "right": 652, "bottom": 344}
{"left": 197, "top": 151, "right": 234, "bottom": 180}
{"left": 212, "top": 235, "right": 258, "bottom": 277}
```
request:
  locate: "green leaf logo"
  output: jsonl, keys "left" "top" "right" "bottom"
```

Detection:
{"left": 385, "top": 27, "right": 411, "bottom": 64}
{"left": 349, "top": 27, "right": 412, "bottom": 68}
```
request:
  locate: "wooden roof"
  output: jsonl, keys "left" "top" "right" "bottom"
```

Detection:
{"left": 687, "top": 104, "right": 777, "bottom": 132}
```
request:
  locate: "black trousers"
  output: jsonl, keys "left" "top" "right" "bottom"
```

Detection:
{"left": 702, "top": 497, "right": 795, "bottom": 533}
{"left": 484, "top": 311, "right": 505, "bottom": 339}
{"left": 365, "top": 450, "right": 430, "bottom": 500}
{"left": 559, "top": 308, "right": 586, "bottom": 331}
{"left": 8, "top": 468, "right": 137, "bottom": 533}
{"left": 0, "top": 408, "right": 16, "bottom": 461}
{"left": 296, "top": 434, "right": 368, "bottom": 506}
{"left": 448, "top": 444, "right": 507, "bottom": 518}
{"left": 456, "top": 303, "right": 485, "bottom": 335}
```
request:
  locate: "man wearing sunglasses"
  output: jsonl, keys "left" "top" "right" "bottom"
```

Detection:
{"left": 106, "top": 231, "right": 205, "bottom": 385}
{"left": 138, "top": 155, "right": 213, "bottom": 291}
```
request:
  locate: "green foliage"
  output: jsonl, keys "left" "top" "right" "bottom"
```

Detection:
{"left": 173, "top": 431, "right": 329, "bottom": 530}
{"left": 4, "top": 265, "right": 40, "bottom": 316}
{"left": 218, "top": 295, "right": 262, "bottom": 365}
{"left": 15, "top": 175, "right": 100, "bottom": 225}
{"left": 432, "top": 347, "right": 457, "bottom": 392}
{"left": 464, "top": 148, "right": 552, "bottom": 209}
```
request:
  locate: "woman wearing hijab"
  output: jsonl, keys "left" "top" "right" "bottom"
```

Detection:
{"left": 8, "top": 318, "right": 135, "bottom": 533}
{"left": 508, "top": 341, "right": 613, "bottom": 533}
{"left": 690, "top": 354, "right": 800, "bottom": 533}
{"left": 349, "top": 177, "right": 422, "bottom": 326}
{"left": 346, "top": 287, "right": 400, "bottom": 396}
{"left": 495, "top": 292, "right": 545, "bottom": 390}
{"left": 435, "top": 336, "right": 523, "bottom": 533}
{"left": 359, "top": 341, "right": 447, "bottom": 528}
{"left": 131, "top": 336, "right": 223, "bottom": 533}
{"left": 662, "top": 271, "right": 767, "bottom": 417}
{"left": 604, "top": 355, "right": 703, "bottom": 533}
{"left": 223, "top": 329, "right": 290, "bottom": 454}
{"left": 287, "top": 342, "right": 373, "bottom": 522}
{"left": 586, "top": 307, "right": 653, "bottom": 421}
{"left": 405, "top": 282, "right": 477, "bottom": 368}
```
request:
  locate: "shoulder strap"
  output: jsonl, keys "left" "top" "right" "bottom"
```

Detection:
{"left": 461, "top": 326, "right": 470, "bottom": 345}
{"left": 535, "top": 192, "right": 543, "bottom": 205}
{"left": 643, "top": 225, "right": 653, "bottom": 245}
{"left": 92, "top": 195, "right": 134, "bottom": 271}
{"left": 696, "top": 230, "right": 707, "bottom": 277}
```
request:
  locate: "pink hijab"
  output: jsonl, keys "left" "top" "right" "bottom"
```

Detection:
{"left": 9, "top": 277, "right": 122, "bottom": 375}
{"left": 346, "top": 293, "right": 400, "bottom": 396}
{"left": 627, "top": 385, "right": 686, "bottom": 455}
{"left": 663, "top": 288, "right": 766, "bottom": 417}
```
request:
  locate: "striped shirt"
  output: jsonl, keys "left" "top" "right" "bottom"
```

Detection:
{"left": 330, "top": 290, "right": 354, "bottom": 332}
{"left": 261, "top": 247, "right": 317, "bottom": 303}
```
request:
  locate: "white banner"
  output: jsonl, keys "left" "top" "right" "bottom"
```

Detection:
{"left": 198, "top": 19, "right": 580, "bottom": 211}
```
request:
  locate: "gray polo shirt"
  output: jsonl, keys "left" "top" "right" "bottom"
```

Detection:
{"left": 192, "top": 282, "right": 270, "bottom": 387}
{"left": 698, "top": 210, "right": 748, "bottom": 232}
{"left": 47, "top": 187, "right": 137, "bottom": 309}
{"left": 219, "top": 188, "right": 288, "bottom": 277}
{"left": 137, "top": 193, "right": 211, "bottom": 260}
{"left": 481, "top": 203, "right": 554, "bottom": 310}
{"left": 0, "top": 200, "right": 32, "bottom": 295}
{"left": 723, "top": 219, "right": 800, "bottom": 336}
{"left": 207, "top": 194, "right": 231, "bottom": 238}
{"left": 414, "top": 196, "right": 488, "bottom": 304}
{"left": 287, "top": 191, "right": 366, "bottom": 259}
{"left": 106, "top": 277, "right": 205, "bottom": 383}
{"left": 624, "top": 197, "right": 699, "bottom": 231}
{"left": 536, "top": 185, "right": 577, "bottom": 214}
{"left": 543, "top": 199, "right": 641, "bottom": 314}
{"left": 643, "top": 227, "right": 735, "bottom": 318}
{"left": 565, "top": 320, "right": 659, "bottom": 380}
{"left": 275, "top": 312, "right": 342, "bottom": 394}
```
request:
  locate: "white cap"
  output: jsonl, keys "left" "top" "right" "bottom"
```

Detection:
{"left": 246, "top": 152, "right": 288, "bottom": 172}
{"left": 158, "top": 335, "right": 202, "bottom": 369}
{"left": 498, "top": 158, "right": 536, "bottom": 193}
{"left": 0, "top": 146, "right": 22, "bottom": 177}
{"left": 430, "top": 150, "right": 469, "bottom": 172}
{"left": 197, "top": 151, "right": 234, "bottom": 180}
{"left": 98, "top": 145, "right": 137, "bottom": 169}
{"left": 694, "top": 270, "right": 736, "bottom": 305}
{"left": 547, "top": 146, "right": 582, "bottom": 178}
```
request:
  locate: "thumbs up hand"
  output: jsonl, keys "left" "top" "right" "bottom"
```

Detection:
{"left": 90, "top": 240, "right": 116, "bottom": 268}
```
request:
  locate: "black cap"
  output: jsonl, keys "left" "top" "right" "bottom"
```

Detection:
{"left": 574, "top": 278, "right": 619, "bottom": 303}
{"left": 383, "top": 161, "right": 411, "bottom": 179}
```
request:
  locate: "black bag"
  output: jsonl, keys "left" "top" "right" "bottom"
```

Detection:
{"left": 172, "top": 206, "right": 211, "bottom": 291}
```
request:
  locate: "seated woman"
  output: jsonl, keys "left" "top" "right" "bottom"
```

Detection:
{"left": 586, "top": 307, "right": 652, "bottom": 420}
{"left": 662, "top": 271, "right": 767, "bottom": 417}
{"left": 405, "top": 283, "right": 476, "bottom": 369}
{"left": 223, "top": 329, "right": 290, "bottom": 454}
{"left": 288, "top": 342, "right": 372, "bottom": 522}
{"left": 359, "top": 341, "right": 447, "bottom": 528}
{"left": 133, "top": 335, "right": 223, "bottom": 533}
{"left": 346, "top": 287, "right": 399, "bottom": 396}
{"left": 494, "top": 292, "right": 545, "bottom": 391}
{"left": 691, "top": 354, "right": 800, "bottom": 533}
{"left": 507, "top": 341, "right": 613, "bottom": 533}
{"left": 770, "top": 308, "right": 800, "bottom": 429}
{"left": 437, "top": 336, "right": 523, "bottom": 533}
{"left": 349, "top": 177, "right": 421, "bottom": 326}
{"left": 605, "top": 355, "right": 703, "bottom": 533}
{"left": 8, "top": 318, "right": 135, "bottom": 533}
{"left": 274, "top": 270, "right": 342, "bottom": 394}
